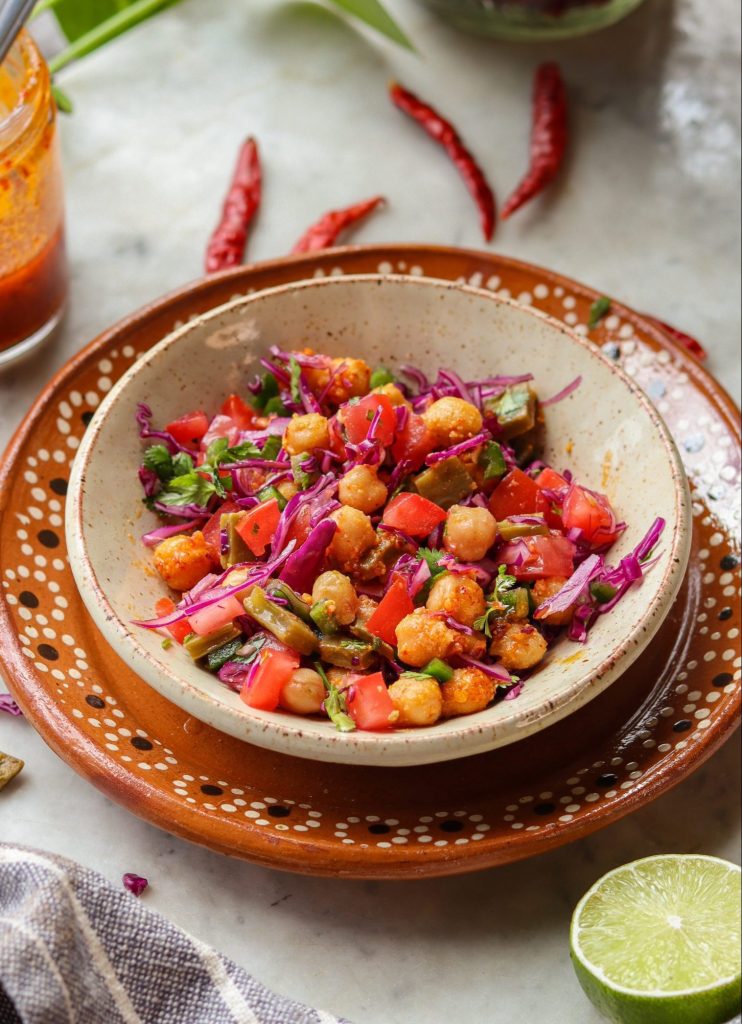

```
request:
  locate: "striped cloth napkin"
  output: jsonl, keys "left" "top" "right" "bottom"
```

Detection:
{"left": 0, "top": 843, "right": 349, "bottom": 1024}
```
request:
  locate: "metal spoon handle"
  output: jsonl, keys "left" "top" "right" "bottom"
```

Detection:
{"left": 0, "top": 0, "right": 38, "bottom": 68}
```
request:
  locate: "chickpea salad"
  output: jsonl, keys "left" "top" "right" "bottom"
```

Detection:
{"left": 134, "top": 349, "right": 665, "bottom": 733}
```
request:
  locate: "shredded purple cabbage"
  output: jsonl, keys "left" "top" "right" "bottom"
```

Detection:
{"left": 425, "top": 431, "right": 489, "bottom": 466}
{"left": 141, "top": 521, "right": 206, "bottom": 548}
{"left": 541, "top": 375, "right": 582, "bottom": 407}
{"left": 459, "top": 655, "right": 512, "bottom": 683}
{"left": 135, "top": 403, "right": 189, "bottom": 454}
{"left": 0, "top": 692, "right": 22, "bottom": 716}
{"left": 122, "top": 873, "right": 148, "bottom": 896}
{"left": 279, "top": 519, "right": 337, "bottom": 594}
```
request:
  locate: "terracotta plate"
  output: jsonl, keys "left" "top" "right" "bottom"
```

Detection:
{"left": 0, "top": 246, "right": 739, "bottom": 878}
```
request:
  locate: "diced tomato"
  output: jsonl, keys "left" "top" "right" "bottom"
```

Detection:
{"left": 187, "top": 595, "right": 244, "bottom": 637}
{"left": 365, "top": 577, "right": 415, "bottom": 646}
{"left": 165, "top": 411, "right": 209, "bottom": 448}
{"left": 382, "top": 493, "right": 447, "bottom": 538}
{"left": 562, "top": 484, "right": 622, "bottom": 549}
{"left": 391, "top": 411, "right": 435, "bottom": 471}
{"left": 340, "top": 394, "right": 396, "bottom": 447}
{"left": 536, "top": 468, "right": 569, "bottom": 492}
{"left": 220, "top": 394, "right": 258, "bottom": 430}
{"left": 241, "top": 647, "right": 300, "bottom": 712}
{"left": 488, "top": 468, "right": 550, "bottom": 521}
{"left": 155, "top": 597, "right": 192, "bottom": 644}
{"left": 286, "top": 503, "right": 313, "bottom": 549}
{"left": 201, "top": 414, "right": 241, "bottom": 449}
{"left": 501, "top": 534, "right": 575, "bottom": 580}
{"left": 346, "top": 672, "right": 395, "bottom": 731}
{"left": 327, "top": 415, "right": 347, "bottom": 458}
{"left": 201, "top": 499, "right": 241, "bottom": 565}
{"left": 235, "top": 498, "right": 281, "bottom": 557}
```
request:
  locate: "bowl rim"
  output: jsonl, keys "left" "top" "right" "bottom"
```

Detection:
{"left": 65, "top": 273, "right": 692, "bottom": 766}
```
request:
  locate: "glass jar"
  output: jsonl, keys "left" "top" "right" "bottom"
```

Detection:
{"left": 416, "top": 0, "right": 648, "bottom": 40}
{"left": 0, "top": 29, "right": 67, "bottom": 367}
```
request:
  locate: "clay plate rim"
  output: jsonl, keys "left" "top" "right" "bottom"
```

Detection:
{"left": 0, "top": 244, "right": 739, "bottom": 878}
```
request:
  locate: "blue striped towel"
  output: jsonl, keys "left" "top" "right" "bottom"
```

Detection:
{"left": 0, "top": 843, "right": 349, "bottom": 1024}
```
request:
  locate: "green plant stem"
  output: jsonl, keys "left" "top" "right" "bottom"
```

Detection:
{"left": 31, "top": 0, "right": 64, "bottom": 20}
{"left": 48, "top": 0, "right": 178, "bottom": 73}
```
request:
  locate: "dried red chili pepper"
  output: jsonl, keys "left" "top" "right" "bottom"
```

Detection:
{"left": 291, "top": 196, "right": 385, "bottom": 254}
{"left": 205, "top": 136, "right": 262, "bottom": 274}
{"left": 643, "top": 314, "right": 708, "bottom": 361}
{"left": 502, "top": 63, "right": 567, "bottom": 220}
{"left": 389, "top": 82, "right": 496, "bottom": 242}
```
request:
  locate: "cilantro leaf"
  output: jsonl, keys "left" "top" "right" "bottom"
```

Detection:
{"left": 417, "top": 548, "right": 447, "bottom": 579}
{"left": 492, "top": 564, "right": 517, "bottom": 601}
{"left": 588, "top": 296, "right": 611, "bottom": 330}
{"left": 261, "top": 435, "right": 282, "bottom": 461}
{"left": 291, "top": 453, "right": 315, "bottom": 490}
{"left": 172, "top": 452, "right": 194, "bottom": 476}
{"left": 481, "top": 441, "right": 507, "bottom": 482}
{"left": 142, "top": 444, "right": 173, "bottom": 481}
{"left": 473, "top": 606, "right": 500, "bottom": 639}
{"left": 155, "top": 472, "right": 217, "bottom": 509}
{"left": 248, "top": 372, "right": 279, "bottom": 411}
{"left": 315, "top": 662, "right": 356, "bottom": 733}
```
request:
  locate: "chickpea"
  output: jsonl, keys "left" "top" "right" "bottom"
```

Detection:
{"left": 338, "top": 465, "right": 388, "bottom": 514}
{"left": 532, "top": 577, "right": 572, "bottom": 626}
{"left": 283, "top": 413, "right": 330, "bottom": 456}
{"left": 372, "top": 382, "right": 410, "bottom": 407}
{"left": 444, "top": 505, "right": 498, "bottom": 562}
{"left": 153, "top": 531, "right": 213, "bottom": 592}
{"left": 426, "top": 573, "right": 486, "bottom": 627}
{"left": 422, "top": 396, "right": 483, "bottom": 447}
{"left": 354, "top": 594, "right": 379, "bottom": 628}
{"left": 277, "top": 479, "right": 299, "bottom": 502}
{"left": 306, "top": 357, "right": 371, "bottom": 405}
{"left": 327, "top": 506, "right": 377, "bottom": 573}
{"left": 388, "top": 675, "right": 443, "bottom": 727}
{"left": 312, "top": 570, "right": 359, "bottom": 626}
{"left": 489, "top": 622, "right": 548, "bottom": 671}
{"left": 280, "top": 668, "right": 326, "bottom": 715}
{"left": 395, "top": 609, "right": 460, "bottom": 667}
{"left": 327, "top": 666, "right": 352, "bottom": 692}
{"left": 461, "top": 630, "right": 488, "bottom": 660}
{"left": 440, "top": 667, "right": 496, "bottom": 718}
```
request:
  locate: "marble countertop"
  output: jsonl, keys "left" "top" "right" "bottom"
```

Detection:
{"left": 1, "top": 0, "right": 740, "bottom": 1020}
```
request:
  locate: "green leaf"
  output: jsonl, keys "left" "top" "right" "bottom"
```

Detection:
{"left": 417, "top": 548, "right": 447, "bottom": 579}
{"left": 588, "top": 295, "right": 612, "bottom": 330}
{"left": 492, "top": 564, "right": 517, "bottom": 600}
{"left": 481, "top": 441, "right": 507, "bottom": 482}
{"left": 325, "top": 0, "right": 414, "bottom": 49}
{"left": 291, "top": 453, "right": 315, "bottom": 490}
{"left": 43, "top": 0, "right": 413, "bottom": 77}
{"left": 142, "top": 443, "right": 173, "bottom": 481}
{"left": 48, "top": 0, "right": 183, "bottom": 73}
{"left": 156, "top": 472, "right": 216, "bottom": 509}
{"left": 315, "top": 662, "right": 356, "bottom": 732}
{"left": 370, "top": 366, "right": 394, "bottom": 389}
{"left": 249, "top": 372, "right": 279, "bottom": 412}
{"left": 590, "top": 581, "right": 618, "bottom": 604}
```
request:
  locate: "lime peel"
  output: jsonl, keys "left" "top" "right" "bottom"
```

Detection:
{"left": 570, "top": 854, "right": 741, "bottom": 1024}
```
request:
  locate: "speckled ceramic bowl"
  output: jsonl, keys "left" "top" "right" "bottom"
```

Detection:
{"left": 66, "top": 275, "right": 691, "bottom": 767}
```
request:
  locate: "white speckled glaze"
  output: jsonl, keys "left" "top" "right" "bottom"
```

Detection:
{"left": 66, "top": 275, "right": 691, "bottom": 766}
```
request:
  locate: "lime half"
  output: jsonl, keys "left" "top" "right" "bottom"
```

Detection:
{"left": 570, "top": 854, "right": 741, "bottom": 1024}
